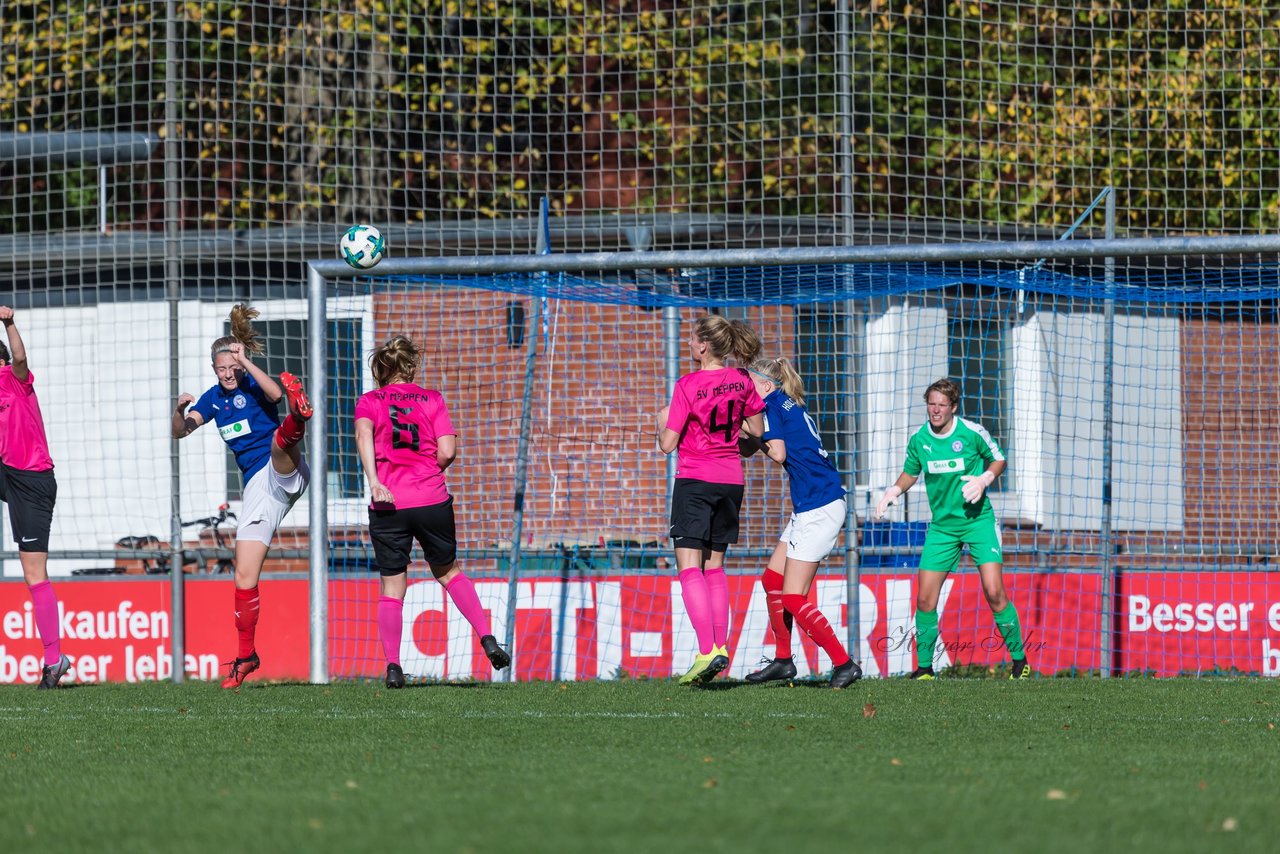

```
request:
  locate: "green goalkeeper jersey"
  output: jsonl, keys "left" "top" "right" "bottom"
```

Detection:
{"left": 902, "top": 417, "right": 1005, "bottom": 526}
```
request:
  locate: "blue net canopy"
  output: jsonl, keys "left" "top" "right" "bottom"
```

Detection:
{"left": 379, "top": 262, "right": 1280, "bottom": 308}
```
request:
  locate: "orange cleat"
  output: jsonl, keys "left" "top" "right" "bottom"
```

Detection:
{"left": 221, "top": 651, "right": 260, "bottom": 690}
{"left": 279, "top": 372, "right": 313, "bottom": 421}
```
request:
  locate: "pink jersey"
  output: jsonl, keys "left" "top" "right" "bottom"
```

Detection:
{"left": 666, "top": 366, "right": 764, "bottom": 484}
{"left": 354, "top": 383, "right": 456, "bottom": 509}
{"left": 0, "top": 366, "right": 53, "bottom": 472}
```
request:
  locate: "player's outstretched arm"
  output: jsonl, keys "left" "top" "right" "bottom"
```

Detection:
{"left": 172, "top": 393, "right": 204, "bottom": 439}
{"left": 0, "top": 306, "right": 30, "bottom": 382}
{"left": 875, "top": 473, "right": 918, "bottom": 519}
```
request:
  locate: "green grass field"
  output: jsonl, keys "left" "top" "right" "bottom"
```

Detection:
{"left": 2, "top": 676, "right": 1276, "bottom": 853}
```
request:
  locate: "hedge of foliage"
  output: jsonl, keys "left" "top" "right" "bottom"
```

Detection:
{"left": 2, "top": 0, "right": 1278, "bottom": 233}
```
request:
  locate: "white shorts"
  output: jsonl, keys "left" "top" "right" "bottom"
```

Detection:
{"left": 779, "top": 496, "right": 846, "bottom": 563}
{"left": 237, "top": 457, "right": 310, "bottom": 547}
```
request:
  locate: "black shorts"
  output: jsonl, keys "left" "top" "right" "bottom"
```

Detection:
{"left": 669, "top": 478, "right": 744, "bottom": 550}
{"left": 0, "top": 464, "right": 57, "bottom": 553}
{"left": 368, "top": 496, "right": 457, "bottom": 576}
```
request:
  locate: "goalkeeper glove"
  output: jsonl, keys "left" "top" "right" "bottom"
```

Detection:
{"left": 874, "top": 485, "right": 903, "bottom": 519}
{"left": 960, "top": 471, "right": 995, "bottom": 503}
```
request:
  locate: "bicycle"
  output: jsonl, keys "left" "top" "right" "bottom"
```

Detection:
{"left": 180, "top": 503, "right": 238, "bottom": 574}
{"left": 114, "top": 504, "right": 238, "bottom": 575}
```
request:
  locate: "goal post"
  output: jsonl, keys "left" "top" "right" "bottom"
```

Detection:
{"left": 307, "top": 231, "right": 1280, "bottom": 683}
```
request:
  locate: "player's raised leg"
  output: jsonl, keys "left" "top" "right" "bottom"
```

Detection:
{"left": 271, "top": 370, "right": 312, "bottom": 473}
{"left": 435, "top": 562, "right": 509, "bottom": 670}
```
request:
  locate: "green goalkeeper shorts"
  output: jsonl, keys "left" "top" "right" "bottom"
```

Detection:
{"left": 919, "top": 516, "right": 1003, "bottom": 572}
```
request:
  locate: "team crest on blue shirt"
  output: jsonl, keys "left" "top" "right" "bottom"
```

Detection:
{"left": 951, "top": 440, "right": 963, "bottom": 452}
{"left": 233, "top": 393, "right": 247, "bottom": 409}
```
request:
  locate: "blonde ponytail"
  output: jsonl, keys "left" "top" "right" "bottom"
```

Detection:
{"left": 750, "top": 356, "right": 806, "bottom": 405}
{"left": 369, "top": 335, "right": 421, "bottom": 388}
{"left": 210, "top": 303, "right": 264, "bottom": 361}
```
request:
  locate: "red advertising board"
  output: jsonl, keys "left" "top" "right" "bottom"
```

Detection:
{"left": 1, "top": 571, "right": 1275, "bottom": 683}
{"left": 324, "top": 571, "right": 1101, "bottom": 680}
{"left": 0, "top": 579, "right": 309, "bottom": 685}
{"left": 1115, "top": 573, "right": 1280, "bottom": 676}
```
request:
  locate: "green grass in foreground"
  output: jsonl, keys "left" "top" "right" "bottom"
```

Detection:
{"left": 1, "top": 677, "right": 1276, "bottom": 853}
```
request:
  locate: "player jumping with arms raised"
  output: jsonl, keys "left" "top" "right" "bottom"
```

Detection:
{"left": 875, "top": 378, "right": 1029, "bottom": 679}
{"left": 172, "top": 304, "right": 312, "bottom": 689}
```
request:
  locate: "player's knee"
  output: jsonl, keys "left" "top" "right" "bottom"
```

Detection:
{"left": 21, "top": 562, "right": 50, "bottom": 586}
{"left": 431, "top": 561, "right": 458, "bottom": 584}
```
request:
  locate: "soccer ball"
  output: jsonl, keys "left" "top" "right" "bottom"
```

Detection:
{"left": 339, "top": 224, "right": 386, "bottom": 270}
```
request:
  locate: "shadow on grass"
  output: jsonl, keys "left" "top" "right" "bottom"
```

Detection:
{"left": 37, "top": 682, "right": 92, "bottom": 692}
{"left": 694, "top": 678, "right": 843, "bottom": 691}
{"left": 401, "top": 680, "right": 497, "bottom": 690}
{"left": 234, "top": 679, "right": 505, "bottom": 692}
{"left": 699, "top": 677, "right": 857, "bottom": 691}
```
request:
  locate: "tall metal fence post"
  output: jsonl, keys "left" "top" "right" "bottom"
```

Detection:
{"left": 308, "top": 264, "right": 330, "bottom": 683}
{"left": 503, "top": 293, "right": 542, "bottom": 683}
{"left": 663, "top": 306, "right": 680, "bottom": 508}
{"left": 164, "top": 0, "right": 185, "bottom": 683}
{"left": 836, "top": 0, "right": 861, "bottom": 661}
{"left": 1099, "top": 189, "right": 1118, "bottom": 678}
{"left": 502, "top": 202, "right": 550, "bottom": 682}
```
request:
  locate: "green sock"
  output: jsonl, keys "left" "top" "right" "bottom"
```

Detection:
{"left": 915, "top": 609, "right": 939, "bottom": 670}
{"left": 993, "top": 602, "right": 1026, "bottom": 661}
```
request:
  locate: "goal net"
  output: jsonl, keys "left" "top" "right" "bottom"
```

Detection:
{"left": 319, "top": 250, "right": 1280, "bottom": 681}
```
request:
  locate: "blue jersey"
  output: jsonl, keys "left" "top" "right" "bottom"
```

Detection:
{"left": 761, "top": 390, "right": 845, "bottom": 513}
{"left": 191, "top": 373, "right": 280, "bottom": 480}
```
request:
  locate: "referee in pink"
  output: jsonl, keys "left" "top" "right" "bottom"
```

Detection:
{"left": 0, "top": 306, "right": 70, "bottom": 689}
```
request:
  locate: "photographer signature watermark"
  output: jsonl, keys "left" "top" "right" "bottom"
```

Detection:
{"left": 871, "top": 625, "right": 1047, "bottom": 660}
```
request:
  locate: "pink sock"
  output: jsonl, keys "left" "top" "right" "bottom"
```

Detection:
{"left": 703, "top": 567, "right": 730, "bottom": 648}
{"left": 28, "top": 580, "right": 61, "bottom": 666}
{"left": 378, "top": 595, "right": 404, "bottom": 666}
{"left": 445, "top": 574, "right": 492, "bottom": 637}
{"left": 678, "top": 568, "right": 715, "bottom": 655}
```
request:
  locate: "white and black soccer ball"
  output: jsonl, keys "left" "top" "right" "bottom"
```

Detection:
{"left": 339, "top": 224, "right": 386, "bottom": 270}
